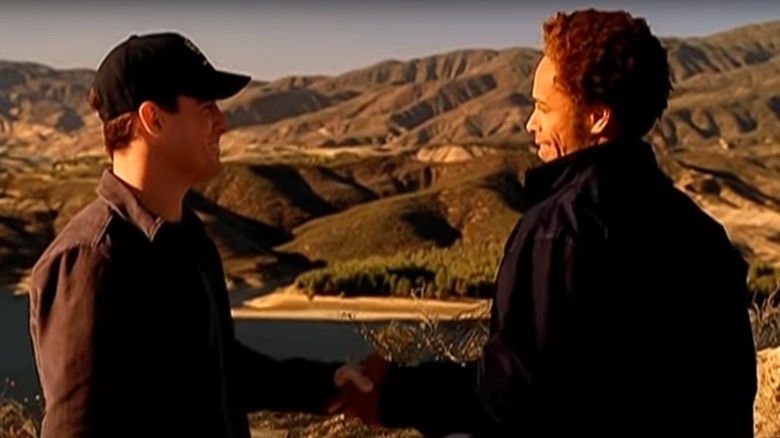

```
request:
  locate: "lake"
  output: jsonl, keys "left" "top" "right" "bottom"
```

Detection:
{"left": 0, "top": 293, "right": 379, "bottom": 401}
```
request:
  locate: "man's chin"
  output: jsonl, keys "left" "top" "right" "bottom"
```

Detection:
{"left": 537, "top": 147, "right": 556, "bottom": 163}
{"left": 530, "top": 144, "right": 553, "bottom": 163}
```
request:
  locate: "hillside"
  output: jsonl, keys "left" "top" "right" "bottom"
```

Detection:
{"left": 1, "top": 21, "right": 779, "bottom": 438}
{"left": 0, "top": 20, "right": 779, "bottom": 297}
{"left": 1, "top": 21, "right": 779, "bottom": 158}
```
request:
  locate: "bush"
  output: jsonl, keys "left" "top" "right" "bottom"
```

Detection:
{"left": 752, "top": 288, "right": 780, "bottom": 351}
{"left": 749, "top": 263, "right": 780, "bottom": 302}
{"left": 295, "top": 242, "right": 503, "bottom": 299}
{"left": 295, "top": 238, "right": 780, "bottom": 306}
{"left": 343, "top": 293, "right": 491, "bottom": 366}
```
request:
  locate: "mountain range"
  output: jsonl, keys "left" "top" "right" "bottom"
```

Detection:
{"left": 1, "top": 20, "right": 779, "bottom": 293}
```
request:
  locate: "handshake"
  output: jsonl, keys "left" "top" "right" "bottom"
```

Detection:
{"left": 326, "top": 353, "right": 476, "bottom": 438}
{"left": 326, "top": 352, "right": 393, "bottom": 428}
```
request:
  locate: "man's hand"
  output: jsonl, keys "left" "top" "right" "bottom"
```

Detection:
{"left": 327, "top": 353, "right": 391, "bottom": 427}
{"left": 333, "top": 362, "right": 374, "bottom": 392}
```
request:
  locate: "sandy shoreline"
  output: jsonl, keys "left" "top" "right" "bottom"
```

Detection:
{"left": 7, "top": 281, "right": 492, "bottom": 322}
{"left": 231, "top": 288, "right": 491, "bottom": 321}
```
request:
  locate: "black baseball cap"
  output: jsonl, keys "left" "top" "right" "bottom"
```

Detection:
{"left": 91, "top": 31, "right": 251, "bottom": 121}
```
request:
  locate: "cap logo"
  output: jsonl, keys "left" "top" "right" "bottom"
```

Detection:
{"left": 183, "top": 37, "right": 209, "bottom": 67}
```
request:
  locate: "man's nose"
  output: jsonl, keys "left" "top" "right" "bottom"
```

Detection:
{"left": 213, "top": 109, "right": 228, "bottom": 134}
{"left": 525, "top": 112, "right": 537, "bottom": 135}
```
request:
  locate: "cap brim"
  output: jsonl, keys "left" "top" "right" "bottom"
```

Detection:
{"left": 193, "top": 70, "right": 251, "bottom": 101}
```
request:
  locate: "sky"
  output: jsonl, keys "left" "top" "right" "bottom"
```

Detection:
{"left": 0, "top": 0, "right": 778, "bottom": 82}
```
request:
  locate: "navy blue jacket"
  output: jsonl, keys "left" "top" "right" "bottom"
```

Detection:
{"left": 377, "top": 139, "right": 758, "bottom": 437}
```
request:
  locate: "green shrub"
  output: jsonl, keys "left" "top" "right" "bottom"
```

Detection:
{"left": 295, "top": 241, "right": 503, "bottom": 299}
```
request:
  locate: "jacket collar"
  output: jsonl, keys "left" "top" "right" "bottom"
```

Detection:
{"left": 96, "top": 169, "right": 203, "bottom": 241}
{"left": 523, "top": 138, "right": 661, "bottom": 206}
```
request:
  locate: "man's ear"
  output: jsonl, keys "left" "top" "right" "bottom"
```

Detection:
{"left": 137, "top": 101, "right": 163, "bottom": 138}
{"left": 589, "top": 105, "right": 612, "bottom": 136}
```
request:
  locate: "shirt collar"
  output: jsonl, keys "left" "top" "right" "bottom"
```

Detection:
{"left": 522, "top": 138, "right": 659, "bottom": 206}
{"left": 95, "top": 169, "right": 203, "bottom": 241}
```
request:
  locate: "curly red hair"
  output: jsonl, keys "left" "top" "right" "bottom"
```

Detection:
{"left": 542, "top": 9, "right": 673, "bottom": 138}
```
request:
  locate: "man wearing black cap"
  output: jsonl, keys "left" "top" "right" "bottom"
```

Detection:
{"left": 26, "top": 32, "right": 370, "bottom": 438}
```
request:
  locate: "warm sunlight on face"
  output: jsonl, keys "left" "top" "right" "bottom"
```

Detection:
{"left": 159, "top": 96, "right": 229, "bottom": 183}
{"left": 525, "top": 56, "right": 592, "bottom": 163}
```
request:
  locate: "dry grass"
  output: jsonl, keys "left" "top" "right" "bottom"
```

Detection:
{"left": 753, "top": 290, "right": 780, "bottom": 438}
{"left": 752, "top": 289, "right": 780, "bottom": 351}
{"left": 0, "top": 379, "right": 39, "bottom": 438}
{"left": 342, "top": 289, "right": 489, "bottom": 366}
{"left": 756, "top": 347, "right": 780, "bottom": 438}
{"left": 248, "top": 411, "right": 423, "bottom": 438}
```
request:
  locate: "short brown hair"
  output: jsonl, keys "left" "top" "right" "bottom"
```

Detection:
{"left": 87, "top": 87, "right": 179, "bottom": 156}
{"left": 88, "top": 86, "right": 138, "bottom": 156}
{"left": 542, "top": 9, "right": 673, "bottom": 138}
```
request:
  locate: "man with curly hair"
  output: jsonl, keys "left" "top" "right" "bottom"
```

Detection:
{"left": 330, "top": 9, "right": 758, "bottom": 438}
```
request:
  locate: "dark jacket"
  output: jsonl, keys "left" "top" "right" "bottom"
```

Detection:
{"left": 27, "top": 170, "right": 342, "bottom": 438}
{"left": 377, "top": 140, "right": 758, "bottom": 438}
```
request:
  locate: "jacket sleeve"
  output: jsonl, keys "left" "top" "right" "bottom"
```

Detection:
{"left": 377, "top": 234, "right": 594, "bottom": 437}
{"left": 196, "top": 235, "right": 344, "bottom": 415}
{"left": 28, "top": 244, "right": 114, "bottom": 438}
{"left": 229, "top": 339, "right": 342, "bottom": 414}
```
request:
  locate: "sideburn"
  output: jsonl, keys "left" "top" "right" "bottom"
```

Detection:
{"left": 568, "top": 105, "right": 596, "bottom": 153}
